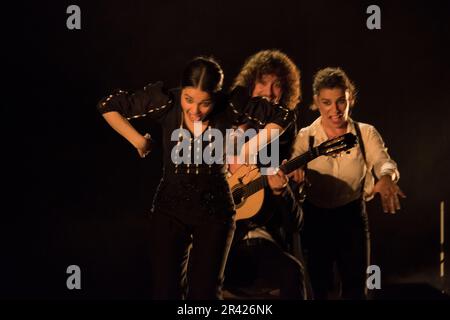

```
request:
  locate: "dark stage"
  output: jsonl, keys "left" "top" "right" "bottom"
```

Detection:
{"left": 1, "top": 0, "right": 450, "bottom": 303}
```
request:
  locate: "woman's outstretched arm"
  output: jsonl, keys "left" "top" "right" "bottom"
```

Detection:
{"left": 97, "top": 81, "right": 172, "bottom": 157}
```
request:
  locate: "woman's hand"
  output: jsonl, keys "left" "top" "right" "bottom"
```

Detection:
{"left": 102, "top": 112, "right": 153, "bottom": 158}
{"left": 134, "top": 133, "right": 152, "bottom": 158}
{"left": 373, "top": 175, "right": 406, "bottom": 214}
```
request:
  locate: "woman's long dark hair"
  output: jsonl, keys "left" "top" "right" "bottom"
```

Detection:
{"left": 181, "top": 56, "right": 224, "bottom": 94}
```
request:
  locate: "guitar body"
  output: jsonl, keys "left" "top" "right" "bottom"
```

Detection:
{"left": 226, "top": 133, "right": 357, "bottom": 223}
{"left": 227, "top": 164, "right": 264, "bottom": 221}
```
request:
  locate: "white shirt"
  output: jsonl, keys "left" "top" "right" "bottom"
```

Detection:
{"left": 291, "top": 117, "right": 399, "bottom": 208}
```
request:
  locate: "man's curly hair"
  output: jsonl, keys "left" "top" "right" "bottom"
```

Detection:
{"left": 231, "top": 50, "right": 301, "bottom": 110}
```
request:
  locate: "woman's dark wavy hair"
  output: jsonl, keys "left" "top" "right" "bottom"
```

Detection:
{"left": 311, "top": 67, "right": 357, "bottom": 110}
{"left": 231, "top": 50, "right": 301, "bottom": 110}
{"left": 181, "top": 56, "right": 224, "bottom": 94}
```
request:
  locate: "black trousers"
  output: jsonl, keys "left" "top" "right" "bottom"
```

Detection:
{"left": 224, "top": 237, "right": 306, "bottom": 299}
{"left": 149, "top": 211, "right": 235, "bottom": 300}
{"left": 301, "top": 199, "right": 370, "bottom": 300}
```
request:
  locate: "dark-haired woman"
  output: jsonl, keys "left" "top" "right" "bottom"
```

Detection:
{"left": 291, "top": 67, "right": 405, "bottom": 299}
{"left": 97, "top": 57, "right": 294, "bottom": 300}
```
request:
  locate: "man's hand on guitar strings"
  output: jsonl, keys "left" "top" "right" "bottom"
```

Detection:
{"left": 287, "top": 165, "right": 305, "bottom": 184}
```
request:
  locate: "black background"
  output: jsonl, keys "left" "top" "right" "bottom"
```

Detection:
{"left": 1, "top": 0, "right": 449, "bottom": 299}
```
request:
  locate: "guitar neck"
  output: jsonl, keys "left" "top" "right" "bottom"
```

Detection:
{"left": 279, "top": 149, "right": 317, "bottom": 174}
{"left": 243, "top": 148, "right": 318, "bottom": 198}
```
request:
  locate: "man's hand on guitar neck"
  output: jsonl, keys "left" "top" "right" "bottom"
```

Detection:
{"left": 287, "top": 167, "right": 305, "bottom": 184}
{"left": 267, "top": 160, "right": 290, "bottom": 195}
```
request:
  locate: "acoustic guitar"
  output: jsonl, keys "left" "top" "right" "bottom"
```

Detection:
{"left": 227, "top": 133, "right": 358, "bottom": 221}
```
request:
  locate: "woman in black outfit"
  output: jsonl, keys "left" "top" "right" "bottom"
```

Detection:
{"left": 97, "top": 57, "right": 294, "bottom": 299}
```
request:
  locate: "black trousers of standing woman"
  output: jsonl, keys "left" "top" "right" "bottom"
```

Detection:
{"left": 149, "top": 175, "right": 236, "bottom": 300}
{"left": 301, "top": 198, "right": 370, "bottom": 300}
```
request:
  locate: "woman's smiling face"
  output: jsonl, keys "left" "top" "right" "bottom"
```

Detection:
{"left": 181, "top": 87, "right": 213, "bottom": 123}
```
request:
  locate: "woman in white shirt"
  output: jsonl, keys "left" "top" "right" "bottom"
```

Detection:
{"left": 291, "top": 67, "right": 405, "bottom": 299}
